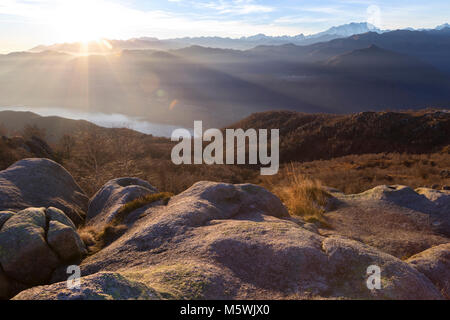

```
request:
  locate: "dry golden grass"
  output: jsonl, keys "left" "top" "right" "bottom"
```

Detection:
{"left": 113, "top": 192, "right": 173, "bottom": 225}
{"left": 48, "top": 126, "right": 449, "bottom": 197}
{"left": 268, "top": 165, "right": 331, "bottom": 226}
{"left": 280, "top": 152, "right": 450, "bottom": 194}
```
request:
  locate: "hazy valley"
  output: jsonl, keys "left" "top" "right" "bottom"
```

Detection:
{"left": 1, "top": 17, "right": 450, "bottom": 302}
{"left": 2, "top": 26, "right": 450, "bottom": 128}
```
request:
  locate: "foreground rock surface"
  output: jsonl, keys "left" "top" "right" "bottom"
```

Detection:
{"left": 14, "top": 181, "right": 445, "bottom": 300}
{"left": 322, "top": 185, "right": 450, "bottom": 259}
{"left": 13, "top": 272, "right": 160, "bottom": 300}
{"left": 0, "top": 159, "right": 88, "bottom": 226}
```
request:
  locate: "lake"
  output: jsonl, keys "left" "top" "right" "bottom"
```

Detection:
{"left": 0, "top": 106, "right": 192, "bottom": 138}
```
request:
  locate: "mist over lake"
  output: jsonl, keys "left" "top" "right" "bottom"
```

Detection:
{"left": 0, "top": 106, "right": 191, "bottom": 137}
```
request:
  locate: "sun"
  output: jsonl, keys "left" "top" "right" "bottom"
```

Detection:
{"left": 51, "top": 1, "right": 118, "bottom": 43}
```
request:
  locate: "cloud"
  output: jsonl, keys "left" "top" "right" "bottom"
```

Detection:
{"left": 198, "top": 0, "right": 274, "bottom": 15}
{"left": 0, "top": 0, "right": 295, "bottom": 43}
{"left": 366, "top": 4, "right": 382, "bottom": 27}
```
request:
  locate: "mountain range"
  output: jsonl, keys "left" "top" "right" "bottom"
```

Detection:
{"left": 1, "top": 26, "right": 450, "bottom": 128}
{"left": 30, "top": 22, "right": 387, "bottom": 53}
{"left": 29, "top": 22, "right": 450, "bottom": 54}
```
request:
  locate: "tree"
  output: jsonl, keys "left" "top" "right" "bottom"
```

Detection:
{"left": 59, "top": 134, "right": 76, "bottom": 159}
{"left": 22, "top": 124, "right": 46, "bottom": 140}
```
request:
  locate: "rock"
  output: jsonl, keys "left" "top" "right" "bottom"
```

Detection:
{"left": 345, "top": 185, "right": 446, "bottom": 214}
{"left": 47, "top": 220, "right": 87, "bottom": 261}
{"left": 13, "top": 272, "right": 161, "bottom": 300}
{"left": 45, "top": 207, "right": 76, "bottom": 229}
{"left": 23, "top": 181, "right": 439, "bottom": 300}
{"left": 87, "top": 177, "right": 158, "bottom": 227}
{"left": 415, "top": 188, "right": 450, "bottom": 236}
{"left": 0, "top": 267, "right": 27, "bottom": 300}
{"left": 7, "top": 182, "right": 445, "bottom": 300}
{"left": 0, "top": 211, "right": 14, "bottom": 229}
{"left": 0, "top": 266, "right": 10, "bottom": 299}
{"left": 0, "top": 208, "right": 60, "bottom": 285}
{"left": 0, "top": 206, "right": 87, "bottom": 298}
{"left": 407, "top": 244, "right": 450, "bottom": 299}
{"left": 322, "top": 236, "right": 442, "bottom": 299}
{"left": 303, "top": 223, "right": 319, "bottom": 233}
{"left": 0, "top": 159, "right": 88, "bottom": 226}
{"left": 324, "top": 185, "right": 450, "bottom": 258}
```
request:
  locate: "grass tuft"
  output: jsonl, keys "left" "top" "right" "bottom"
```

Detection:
{"left": 112, "top": 192, "right": 173, "bottom": 225}
{"left": 272, "top": 165, "right": 331, "bottom": 227}
{"left": 80, "top": 192, "right": 173, "bottom": 254}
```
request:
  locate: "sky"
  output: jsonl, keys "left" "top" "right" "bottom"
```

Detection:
{"left": 0, "top": 0, "right": 449, "bottom": 53}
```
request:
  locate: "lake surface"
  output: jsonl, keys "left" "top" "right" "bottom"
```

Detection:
{"left": 0, "top": 107, "right": 192, "bottom": 138}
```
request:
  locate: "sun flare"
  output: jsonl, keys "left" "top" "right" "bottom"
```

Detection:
{"left": 50, "top": 1, "right": 120, "bottom": 43}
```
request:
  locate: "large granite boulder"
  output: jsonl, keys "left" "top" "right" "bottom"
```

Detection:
{"left": 0, "top": 208, "right": 59, "bottom": 285}
{"left": 15, "top": 182, "right": 444, "bottom": 300}
{"left": 0, "top": 159, "right": 88, "bottom": 226}
{"left": 86, "top": 177, "right": 158, "bottom": 227}
{"left": 407, "top": 243, "right": 450, "bottom": 299}
{"left": 0, "top": 207, "right": 86, "bottom": 298}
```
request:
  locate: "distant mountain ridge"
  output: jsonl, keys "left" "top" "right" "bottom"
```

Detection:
{"left": 28, "top": 22, "right": 450, "bottom": 53}
{"left": 249, "top": 28, "right": 450, "bottom": 74}
{"left": 29, "top": 22, "right": 385, "bottom": 53}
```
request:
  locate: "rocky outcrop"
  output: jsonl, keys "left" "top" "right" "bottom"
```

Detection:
{"left": 14, "top": 181, "right": 445, "bottom": 300}
{"left": 349, "top": 185, "right": 450, "bottom": 224}
{"left": 407, "top": 244, "right": 450, "bottom": 299}
{"left": 0, "top": 159, "right": 88, "bottom": 226}
{"left": 322, "top": 186, "right": 450, "bottom": 259}
{"left": 0, "top": 207, "right": 86, "bottom": 299}
{"left": 86, "top": 177, "right": 158, "bottom": 227}
{"left": 0, "top": 158, "right": 446, "bottom": 301}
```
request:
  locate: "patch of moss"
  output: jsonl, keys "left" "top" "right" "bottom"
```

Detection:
{"left": 126, "top": 264, "right": 212, "bottom": 300}
{"left": 303, "top": 216, "right": 332, "bottom": 229}
{"left": 241, "top": 184, "right": 261, "bottom": 195}
{"left": 80, "top": 192, "right": 174, "bottom": 254}
{"left": 113, "top": 192, "right": 173, "bottom": 225}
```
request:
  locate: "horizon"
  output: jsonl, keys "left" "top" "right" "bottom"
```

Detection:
{"left": 1, "top": 0, "right": 450, "bottom": 53}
